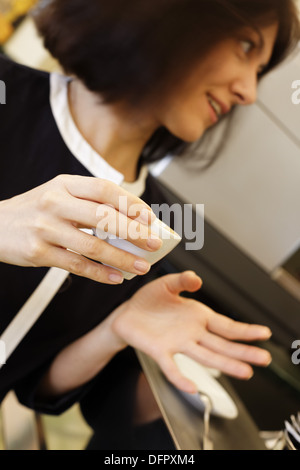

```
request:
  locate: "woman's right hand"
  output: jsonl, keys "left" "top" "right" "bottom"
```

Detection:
{"left": 0, "top": 174, "right": 161, "bottom": 284}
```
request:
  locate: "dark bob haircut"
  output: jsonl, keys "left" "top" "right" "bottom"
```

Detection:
{"left": 34, "top": 0, "right": 300, "bottom": 160}
{"left": 35, "top": 0, "right": 300, "bottom": 109}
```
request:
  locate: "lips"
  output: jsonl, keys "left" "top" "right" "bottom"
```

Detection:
{"left": 207, "top": 93, "right": 230, "bottom": 123}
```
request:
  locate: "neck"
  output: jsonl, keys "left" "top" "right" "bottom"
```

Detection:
{"left": 68, "top": 80, "right": 158, "bottom": 182}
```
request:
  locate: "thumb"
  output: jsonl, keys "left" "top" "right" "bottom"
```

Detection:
{"left": 165, "top": 271, "right": 202, "bottom": 296}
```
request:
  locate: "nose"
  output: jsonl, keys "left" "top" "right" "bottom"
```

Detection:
{"left": 230, "top": 69, "right": 258, "bottom": 106}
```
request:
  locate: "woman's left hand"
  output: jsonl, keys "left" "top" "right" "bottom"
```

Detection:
{"left": 111, "top": 271, "right": 272, "bottom": 394}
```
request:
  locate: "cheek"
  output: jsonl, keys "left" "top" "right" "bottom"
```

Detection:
{"left": 167, "top": 100, "right": 209, "bottom": 142}
{"left": 159, "top": 82, "right": 216, "bottom": 142}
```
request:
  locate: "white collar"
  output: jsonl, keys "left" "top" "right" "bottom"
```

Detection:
{"left": 50, "top": 73, "right": 148, "bottom": 197}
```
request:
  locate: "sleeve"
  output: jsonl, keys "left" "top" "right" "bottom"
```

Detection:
{"left": 14, "top": 359, "right": 94, "bottom": 416}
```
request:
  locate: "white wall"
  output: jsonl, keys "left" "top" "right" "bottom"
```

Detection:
{"left": 154, "top": 50, "right": 300, "bottom": 274}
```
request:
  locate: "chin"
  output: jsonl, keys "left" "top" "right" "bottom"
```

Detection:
{"left": 173, "top": 125, "right": 206, "bottom": 143}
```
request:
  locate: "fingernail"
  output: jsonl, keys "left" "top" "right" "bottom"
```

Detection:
{"left": 109, "top": 273, "right": 124, "bottom": 284}
{"left": 264, "top": 352, "right": 272, "bottom": 366}
{"left": 187, "top": 384, "right": 198, "bottom": 394}
{"left": 263, "top": 328, "right": 272, "bottom": 339}
{"left": 134, "top": 259, "right": 150, "bottom": 274}
{"left": 147, "top": 235, "right": 162, "bottom": 251}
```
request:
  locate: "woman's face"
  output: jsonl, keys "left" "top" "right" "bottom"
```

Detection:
{"left": 154, "top": 22, "right": 279, "bottom": 142}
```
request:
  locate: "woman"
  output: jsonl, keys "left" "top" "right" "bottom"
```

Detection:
{"left": 0, "top": 0, "right": 299, "bottom": 450}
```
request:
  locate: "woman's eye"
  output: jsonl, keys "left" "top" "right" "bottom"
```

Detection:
{"left": 240, "top": 40, "right": 254, "bottom": 54}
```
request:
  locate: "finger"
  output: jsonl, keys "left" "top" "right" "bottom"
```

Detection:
{"left": 157, "top": 353, "right": 198, "bottom": 394}
{"left": 207, "top": 312, "right": 272, "bottom": 342}
{"left": 198, "top": 330, "right": 272, "bottom": 366}
{"left": 95, "top": 204, "right": 162, "bottom": 251}
{"left": 45, "top": 223, "right": 151, "bottom": 275}
{"left": 44, "top": 246, "right": 125, "bottom": 284}
{"left": 61, "top": 175, "right": 155, "bottom": 223}
{"left": 165, "top": 271, "right": 202, "bottom": 296}
{"left": 54, "top": 196, "right": 162, "bottom": 252}
{"left": 186, "top": 343, "right": 254, "bottom": 380}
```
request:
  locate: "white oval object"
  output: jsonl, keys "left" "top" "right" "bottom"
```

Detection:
{"left": 174, "top": 353, "right": 238, "bottom": 420}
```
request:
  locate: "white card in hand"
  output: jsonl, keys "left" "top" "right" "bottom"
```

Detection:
{"left": 96, "top": 217, "right": 182, "bottom": 280}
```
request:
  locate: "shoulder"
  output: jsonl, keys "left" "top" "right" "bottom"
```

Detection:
{"left": 0, "top": 54, "right": 50, "bottom": 106}
{"left": 0, "top": 54, "right": 49, "bottom": 82}
{"left": 0, "top": 54, "right": 51, "bottom": 130}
